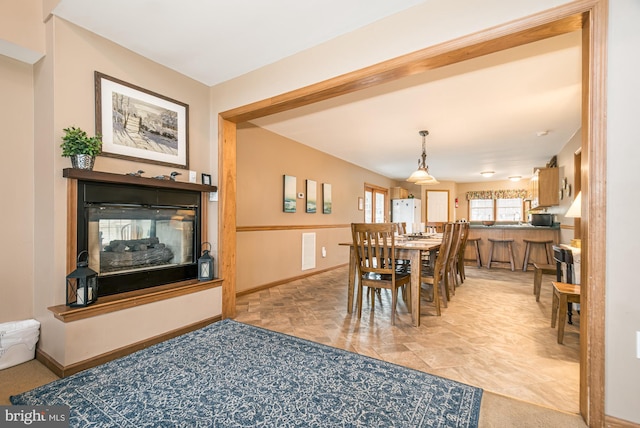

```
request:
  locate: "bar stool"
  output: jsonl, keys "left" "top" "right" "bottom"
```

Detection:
{"left": 465, "top": 237, "right": 482, "bottom": 268}
{"left": 522, "top": 239, "right": 554, "bottom": 272}
{"left": 487, "top": 238, "right": 515, "bottom": 271}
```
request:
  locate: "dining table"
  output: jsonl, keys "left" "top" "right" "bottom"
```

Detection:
{"left": 340, "top": 233, "right": 442, "bottom": 327}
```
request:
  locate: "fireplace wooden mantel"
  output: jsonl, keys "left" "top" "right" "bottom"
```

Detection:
{"left": 53, "top": 168, "right": 221, "bottom": 322}
{"left": 62, "top": 168, "right": 217, "bottom": 192}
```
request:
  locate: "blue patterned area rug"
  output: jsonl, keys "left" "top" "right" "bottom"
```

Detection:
{"left": 11, "top": 320, "right": 482, "bottom": 427}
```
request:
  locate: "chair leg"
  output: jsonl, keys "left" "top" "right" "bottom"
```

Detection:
{"left": 487, "top": 242, "right": 494, "bottom": 269}
{"left": 522, "top": 242, "right": 531, "bottom": 272}
{"left": 551, "top": 289, "right": 559, "bottom": 328}
{"left": 432, "top": 281, "right": 441, "bottom": 316}
{"left": 391, "top": 286, "right": 397, "bottom": 326}
{"left": 507, "top": 242, "right": 515, "bottom": 271}
{"left": 474, "top": 241, "right": 482, "bottom": 268}
{"left": 557, "top": 294, "right": 568, "bottom": 344}
{"left": 545, "top": 243, "right": 553, "bottom": 264}
{"left": 534, "top": 267, "right": 543, "bottom": 302}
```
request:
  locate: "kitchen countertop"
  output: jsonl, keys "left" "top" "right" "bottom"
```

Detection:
{"left": 468, "top": 223, "right": 560, "bottom": 230}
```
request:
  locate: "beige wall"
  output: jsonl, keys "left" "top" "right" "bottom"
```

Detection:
{"left": 553, "top": 129, "right": 581, "bottom": 244}
{"left": 0, "top": 55, "right": 35, "bottom": 322}
{"left": 2, "top": 0, "right": 639, "bottom": 422}
{"left": 28, "top": 17, "right": 218, "bottom": 365}
{"left": 236, "top": 124, "right": 396, "bottom": 292}
{"left": 0, "top": 0, "right": 45, "bottom": 63}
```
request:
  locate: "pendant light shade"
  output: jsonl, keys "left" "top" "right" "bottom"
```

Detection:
{"left": 406, "top": 130, "right": 438, "bottom": 184}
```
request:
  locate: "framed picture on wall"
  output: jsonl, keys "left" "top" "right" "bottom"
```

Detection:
{"left": 201, "top": 173, "right": 211, "bottom": 185}
{"left": 306, "top": 180, "right": 317, "bottom": 213}
{"left": 322, "top": 183, "right": 332, "bottom": 214}
{"left": 95, "top": 71, "right": 189, "bottom": 169}
{"left": 283, "top": 175, "right": 297, "bottom": 213}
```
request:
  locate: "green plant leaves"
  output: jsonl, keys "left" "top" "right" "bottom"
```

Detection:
{"left": 61, "top": 126, "right": 102, "bottom": 157}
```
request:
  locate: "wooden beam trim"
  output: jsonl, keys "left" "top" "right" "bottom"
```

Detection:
{"left": 237, "top": 224, "right": 350, "bottom": 232}
{"left": 219, "top": 117, "right": 237, "bottom": 319}
{"left": 221, "top": 10, "right": 589, "bottom": 123}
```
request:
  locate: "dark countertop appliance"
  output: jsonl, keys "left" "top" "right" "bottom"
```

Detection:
{"left": 530, "top": 213, "right": 554, "bottom": 227}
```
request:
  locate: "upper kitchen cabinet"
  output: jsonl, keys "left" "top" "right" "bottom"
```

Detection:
{"left": 529, "top": 167, "right": 559, "bottom": 208}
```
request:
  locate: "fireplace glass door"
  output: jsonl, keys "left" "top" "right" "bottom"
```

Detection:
{"left": 77, "top": 181, "right": 201, "bottom": 296}
{"left": 87, "top": 206, "right": 195, "bottom": 276}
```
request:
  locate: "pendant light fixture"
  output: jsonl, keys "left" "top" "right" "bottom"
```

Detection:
{"left": 407, "top": 130, "right": 439, "bottom": 185}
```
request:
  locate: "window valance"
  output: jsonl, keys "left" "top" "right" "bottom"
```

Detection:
{"left": 466, "top": 189, "right": 528, "bottom": 200}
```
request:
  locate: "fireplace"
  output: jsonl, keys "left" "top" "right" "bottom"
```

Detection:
{"left": 70, "top": 173, "right": 208, "bottom": 297}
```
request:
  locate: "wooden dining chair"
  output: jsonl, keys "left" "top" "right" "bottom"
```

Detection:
{"left": 443, "top": 222, "right": 463, "bottom": 298}
{"left": 351, "top": 223, "right": 411, "bottom": 325}
{"left": 394, "top": 222, "right": 411, "bottom": 274}
{"left": 420, "top": 222, "right": 454, "bottom": 316}
{"left": 455, "top": 222, "right": 470, "bottom": 284}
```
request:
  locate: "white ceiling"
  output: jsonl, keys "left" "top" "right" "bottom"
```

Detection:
{"left": 52, "top": 1, "right": 582, "bottom": 183}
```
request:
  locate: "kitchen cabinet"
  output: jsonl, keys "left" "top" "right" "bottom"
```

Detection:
{"left": 390, "top": 187, "right": 409, "bottom": 199}
{"left": 529, "top": 167, "right": 559, "bottom": 208}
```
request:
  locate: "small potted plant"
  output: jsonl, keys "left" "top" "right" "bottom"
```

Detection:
{"left": 60, "top": 126, "right": 102, "bottom": 170}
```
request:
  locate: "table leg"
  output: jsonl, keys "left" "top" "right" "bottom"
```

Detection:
{"left": 347, "top": 246, "right": 355, "bottom": 314}
{"left": 410, "top": 250, "right": 421, "bottom": 327}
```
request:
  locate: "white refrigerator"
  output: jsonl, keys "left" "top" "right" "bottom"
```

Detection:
{"left": 391, "top": 199, "right": 423, "bottom": 233}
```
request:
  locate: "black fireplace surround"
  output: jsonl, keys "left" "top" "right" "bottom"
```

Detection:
{"left": 76, "top": 180, "right": 202, "bottom": 297}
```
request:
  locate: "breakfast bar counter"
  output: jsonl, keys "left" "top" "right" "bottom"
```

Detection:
{"left": 465, "top": 223, "right": 560, "bottom": 270}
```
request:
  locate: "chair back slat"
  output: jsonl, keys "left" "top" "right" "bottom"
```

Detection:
{"left": 433, "top": 222, "right": 454, "bottom": 274}
{"left": 351, "top": 223, "right": 397, "bottom": 276}
{"left": 552, "top": 245, "right": 575, "bottom": 284}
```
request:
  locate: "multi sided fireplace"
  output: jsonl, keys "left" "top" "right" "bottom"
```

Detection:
{"left": 65, "top": 169, "right": 215, "bottom": 298}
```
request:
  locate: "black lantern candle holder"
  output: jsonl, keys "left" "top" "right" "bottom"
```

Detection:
{"left": 197, "top": 242, "right": 214, "bottom": 281}
{"left": 66, "top": 250, "right": 98, "bottom": 307}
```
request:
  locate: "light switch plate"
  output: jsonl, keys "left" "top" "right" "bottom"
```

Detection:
{"left": 188, "top": 170, "right": 197, "bottom": 183}
{"left": 209, "top": 191, "right": 218, "bottom": 202}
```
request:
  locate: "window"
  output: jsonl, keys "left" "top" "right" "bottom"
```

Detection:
{"left": 496, "top": 198, "right": 523, "bottom": 221}
{"left": 469, "top": 197, "right": 524, "bottom": 221}
{"left": 469, "top": 199, "right": 494, "bottom": 221}
{"left": 364, "top": 184, "right": 388, "bottom": 223}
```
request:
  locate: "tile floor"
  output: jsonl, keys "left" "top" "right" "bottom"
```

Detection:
{"left": 234, "top": 263, "right": 580, "bottom": 414}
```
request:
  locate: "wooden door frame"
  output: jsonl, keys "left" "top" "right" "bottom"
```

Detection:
{"left": 219, "top": 1, "right": 607, "bottom": 425}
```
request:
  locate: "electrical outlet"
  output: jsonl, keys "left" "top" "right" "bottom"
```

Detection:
{"left": 322, "top": 247, "right": 327, "bottom": 258}
{"left": 637, "top": 331, "right": 640, "bottom": 359}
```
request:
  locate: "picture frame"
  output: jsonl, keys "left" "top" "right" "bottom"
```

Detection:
{"left": 283, "top": 175, "right": 296, "bottom": 213}
{"left": 322, "top": 183, "right": 332, "bottom": 214}
{"left": 201, "top": 173, "right": 211, "bottom": 185}
{"left": 95, "top": 71, "right": 189, "bottom": 169}
{"left": 306, "top": 180, "right": 317, "bottom": 213}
